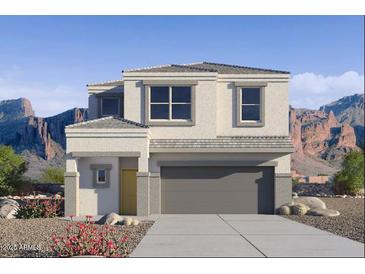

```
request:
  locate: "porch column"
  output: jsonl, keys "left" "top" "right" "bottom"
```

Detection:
{"left": 64, "top": 156, "right": 80, "bottom": 216}
{"left": 149, "top": 173, "right": 161, "bottom": 214}
{"left": 136, "top": 154, "right": 150, "bottom": 216}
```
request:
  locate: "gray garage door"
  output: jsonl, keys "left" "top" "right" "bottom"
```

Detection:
{"left": 161, "top": 166, "right": 274, "bottom": 214}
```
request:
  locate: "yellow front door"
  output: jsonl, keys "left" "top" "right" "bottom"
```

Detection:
{"left": 121, "top": 169, "right": 137, "bottom": 215}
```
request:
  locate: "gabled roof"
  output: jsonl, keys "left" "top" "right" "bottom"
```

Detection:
{"left": 123, "top": 61, "right": 290, "bottom": 74}
{"left": 66, "top": 116, "right": 149, "bottom": 129}
{"left": 87, "top": 80, "right": 124, "bottom": 87}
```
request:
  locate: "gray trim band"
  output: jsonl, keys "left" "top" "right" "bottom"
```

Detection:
{"left": 275, "top": 173, "right": 292, "bottom": 178}
{"left": 72, "top": 152, "right": 141, "bottom": 157}
{"left": 136, "top": 172, "right": 149, "bottom": 177}
{"left": 150, "top": 147, "right": 294, "bottom": 153}
{"left": 143, "top": 80, "right": 198, "bottom": 86}
{"left": 157, "top": 160, "right": 278, "bottom": 167}
{"left": 64, "top": 172, "right": 80, "bottom": 177}
{"left": 150, "top": 172, "right": 161, "bottom": 178}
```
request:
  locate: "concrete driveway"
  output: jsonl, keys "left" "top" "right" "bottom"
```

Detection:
{"left": 131, "top": 214, "right": 364, "bottom": 257}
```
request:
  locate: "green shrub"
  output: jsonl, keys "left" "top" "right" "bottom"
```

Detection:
{"left": 15, "top": 198, "right": 62, "bottom": 219}
{"left": 292, "top": 177, "right": 299, "bottom": 185}
{"left": 334, "top": 151, "right": 364, "bottom": 195}
{"left": 0, "top": 145, "right": 27, "bottom": 196}
{"left": 40, "top": 167, "right": 65, "bottom": 184}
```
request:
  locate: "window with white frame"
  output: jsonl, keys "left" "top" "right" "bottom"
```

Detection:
{"left": 96, "top": 169, "right": 106, "bottom": 184}
{"left": 150, "top": 86, "right": 192, "bottom": 120}
{"left": 240, "top": 87, "right": 261, "bottom": 122}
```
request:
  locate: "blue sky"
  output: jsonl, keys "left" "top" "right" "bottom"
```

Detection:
{"left": 0, "top": 16, "right": 363, "bottom": 117}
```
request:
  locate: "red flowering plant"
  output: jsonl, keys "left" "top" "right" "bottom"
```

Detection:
{"left": 15, "top": 198, "right": 63, "bottom": 219}
{"left": 51, "top": 216, "right": 129, "bottom": 257}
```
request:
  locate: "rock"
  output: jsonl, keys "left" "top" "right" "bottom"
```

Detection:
{"left": 0, "top": 199, "right": 19, "bottom": 219}
{"left": 54, "top": 194, "right": 62, "bottom": 199}
{"left": 292, "top": 192, "right": 298, "bottom": 198}
{"left": 96, "top": 213, "right": 123, "bottom": 225}
{"left": 308, "top": 208, "right": 340, "bottom": 217}
{"left": 123, "top": 217, "right": 132, "bottom": 226}
{"left": 132, "top": 219, "right": 139, "bottom": 226}
{"left": 292, "top": 203, "right": 309, "bottom": 215}
{"left": 294, "top": 197, "right": 326, "bottom": 209}
{"left": 278, "top": 205, "right": 291, "bottom": 215}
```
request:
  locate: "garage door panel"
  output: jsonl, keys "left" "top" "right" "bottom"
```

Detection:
{"left": 161, "top": 166, "right": 274, "bottom": 214}
{"left": 162, "top": 191, "right": 258, "bottom": 214}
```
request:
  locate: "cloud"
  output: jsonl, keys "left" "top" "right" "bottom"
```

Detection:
{"left": 0, "top": 70, "right": 87, "bottom": 117}
{"left": 289, "top": 71, "right": 364, "bottom": 109}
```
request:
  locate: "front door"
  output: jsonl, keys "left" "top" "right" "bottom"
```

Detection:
{"left": 121, "top": 169, "right": 137, "bottom": 215}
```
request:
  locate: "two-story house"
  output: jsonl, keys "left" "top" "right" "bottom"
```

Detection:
{"left": 64, "top": 62, "right": 293, "bottom": 216}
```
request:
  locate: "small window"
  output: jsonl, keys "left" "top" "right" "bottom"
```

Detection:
{"left": 150, "top": 86, "right": 192, "bottom": 120}
{"left": 97, "top": 169, "right": 106, "bottom": 184}
{"left": 241, "top": 88, "right": 261, "bottom": 122}
{"left": 101, "top": 97, "right": 120, "bottom": 116}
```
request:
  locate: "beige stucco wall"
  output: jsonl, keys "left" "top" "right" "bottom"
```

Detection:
{"left": 121, "top": 73, "right": 289, "bottom": 138}
{"left": 78, "top": 157, "right": 119, "bottom": 215}
{"left": 216, "top": 80, "right": 289, "bottom": 136}
{"left": 66, "top": 129, "right": 150, "bottom": 172}
{"left": 123, "top": 76, "right": 218, "bottom": 139}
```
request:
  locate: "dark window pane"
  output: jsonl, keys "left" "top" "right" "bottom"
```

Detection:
{"left": 102, "top": 98, "right": 119, "bottom": 115}
{"left": 151, "top": 104, "right": 169, "bottom": 119}
{"left": 242, "top": 105, "right": 260, "bottom": 121}
{"left": 242, "top": 88, "right": 260, "bottom": 104}
{"left": 151, "top": 86, "right": 169, "bottom": 102}
{"left": 98, "top": 169, "right": 106, "bottom": 183}
{"left": 172, "top": 104, "right": 191, "bottom": 119}
{"left": 172, "top": 87, "right": 191, "bottom": 103}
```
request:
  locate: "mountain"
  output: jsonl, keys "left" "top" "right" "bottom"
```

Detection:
{"left": 290, "top": 93, "right": 364, "bottom": 176}
{"left": 319, "top": 94, "right": 364, "bottom": 147}
{"left": 0, "top": 94, "right": 363, "bottom": 179}
{"left": 0, "top": 98, "right": 88, "bottom": 179}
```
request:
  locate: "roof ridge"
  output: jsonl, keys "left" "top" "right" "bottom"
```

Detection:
{"left": 201, "top": 61, "right": 290, "bottom": 74}
{"left": 172, "top": 64, "right": 217, "bottom": 72}
{"left": 66, "top": 116, "right": 114, "bottom": 128}
{"left": 66, "top": 116, "right": 149, "bottom": 129}
{"left": 112, "top": 116, "right": 149, "bottom": 128}
{"left": 87, "top": 80, "right": 124, "bottom": 87}
{"left": 123, "top": 64, "right": 172, "bottom": 73}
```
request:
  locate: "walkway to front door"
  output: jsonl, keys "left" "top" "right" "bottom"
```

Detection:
{"left": 131, "top": 214, "right": 364, "bottom": 257}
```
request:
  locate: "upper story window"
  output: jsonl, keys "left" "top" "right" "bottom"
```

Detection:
{"left": 241, "top": 88, "right": 261, "bottom": 121}
{"left": 144, "top": 80, "right": 196, "bottom": 126}
{"left": 150, "top": 86, "right": 192, "bottom": 120}
{"left": 101, "top": 97, "right": 121, "bottom": 116}
{"left": 235, "top": 82, "right": 266, "bottom": 127}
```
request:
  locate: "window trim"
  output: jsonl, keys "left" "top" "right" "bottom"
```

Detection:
{"left": 90, "top": 164, "right": 112, "bottom": 188}
{"left": 144, "top": 83, "right": 196, "bottom": 126}
{"left": 100, "top": 96, "right": 121, "bottom": 117}
{"left": 235, "top": 82, "right": 266, "bottom": 127}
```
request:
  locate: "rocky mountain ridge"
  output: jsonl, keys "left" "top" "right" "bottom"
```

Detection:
{"left": 290, "top": 93, "right": 364, "bottom": 175}
{"left": 0, "top": 98, "right": 88, "bottom": 178}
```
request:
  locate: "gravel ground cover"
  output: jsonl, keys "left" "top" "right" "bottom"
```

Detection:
{"left": 0, "top": 218, "right": 154, "bottom": 257}
{"left": 285, "top": 198, "right": 364, "bottom": 243}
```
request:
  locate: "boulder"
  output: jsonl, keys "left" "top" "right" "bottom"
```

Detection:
{"left": 308, "top": 208, "right": 340, "bottom": 217}
{"left": 291, "top": 203, "right": 309, "bottom": 215}
{"left": 123, "top": 217, "right": 132, "bottom": 226}
{"left": 292, "top": 192, "right": 298, "bottom": 198}
{"left": 0, "top": 199, "right": 19, "bottom": 219}
{"left": 96, "top": 213, "right": 123, "bottom": 225}
{"left": 293, "top": 197, "right": 326, "bottom": 209}
{"left": 278, "top": 205, "right": 291, "bottom": 215}
{"left": 132, "top": 219, "right": 140, "bottom": 226}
